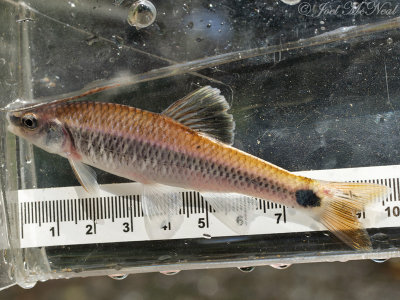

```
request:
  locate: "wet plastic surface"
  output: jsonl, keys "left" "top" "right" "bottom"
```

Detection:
{"left": 1, "top": 0, "right": 400, "bottom": 289}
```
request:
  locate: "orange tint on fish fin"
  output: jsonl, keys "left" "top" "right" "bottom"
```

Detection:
{"left": 315, "top": 182, "right": 390, "bottom": 250}
{"left": 162, "top": 86, "right": 235, "bottom": 145}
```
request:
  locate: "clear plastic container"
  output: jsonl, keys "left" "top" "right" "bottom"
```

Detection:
{"left": 1, "top": 0, "right": 400, "bottom": 290}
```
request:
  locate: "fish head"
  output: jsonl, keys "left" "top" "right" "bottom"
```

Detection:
{"left": 7, "top": 108, "right": 68, "bottom": 155}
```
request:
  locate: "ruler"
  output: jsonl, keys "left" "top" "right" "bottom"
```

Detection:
{"left": 18, "top": 165, "right": 400, "bottom": 248}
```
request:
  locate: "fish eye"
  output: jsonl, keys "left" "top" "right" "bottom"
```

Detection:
{"left": 22, "top": 113, "right": 38, "bottom": 130}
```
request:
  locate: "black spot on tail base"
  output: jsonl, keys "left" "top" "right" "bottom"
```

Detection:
{"left": 295, "top": 189, "right": 321, "bottom": 208}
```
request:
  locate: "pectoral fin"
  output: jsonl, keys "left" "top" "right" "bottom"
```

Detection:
{"left": 68, "top": 158, "right": 100, "bottom": 195}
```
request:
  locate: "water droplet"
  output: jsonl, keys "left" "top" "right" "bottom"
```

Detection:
{"left": 387, "top": 37, "right": 393, "bottom": 45}
{"left": 372, "top": 258, "right": 388, "bottom": 263}
{"left": 206, "top": 23, "right": 211, "bottom": 28}
{"left": 127, "top": 0, "right": 157, "bottom": 29}
{"left": 203, "top": 233, "right": 212, "bottom": 239}
{"left": 280, "top": 0, "right": 301, "bottom": 5}
{"left": 160, "top": 270, "right": 180, "bottom": 275}
{"left": 109, "top": 274, "right": 128, "bottom": 280}
{"left": 68, "top": 1, "right": 76, "bottom": 8}
{"left": 270, "top": 264, "right": 291, "bottom": 269}
{"left": 238, "top": 266, "right": 255, "bottom": 273}
{"left": 109, "top": 57, "right": 115, "bottom": 63}
{"left": 20, "top": 281, "right": 37, "bottom": 289}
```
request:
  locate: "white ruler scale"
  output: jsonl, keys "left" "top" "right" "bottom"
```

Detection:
{"left": 18, "top": 165, "right": 400, "bottom": 248}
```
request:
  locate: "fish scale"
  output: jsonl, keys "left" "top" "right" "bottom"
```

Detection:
{"left": 6, "top": 86, "right": 390, "bottom": 249}
{"left": 52, "top": 101, "right": 299, "bottom": 204}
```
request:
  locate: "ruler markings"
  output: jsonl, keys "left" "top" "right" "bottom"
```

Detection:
{"left": 56, "top": 200, "right": 60, "bottom": 236}
{"left": 41, "top": 200, "right": 45, "bottom": 224}
{"left": 129, "top": 196, "right": 134, "bottom": 232}
{"left": 38, "top": 201, "right": 41, "bottom": 227}
{"left": 18, "top": 165, "right": 400, "bottom": 248}
{"left": 34, "top": 202, "right": 37, "bottom": 225}
{"left": 20, "top": 203, "right": 24, "bottom": 239}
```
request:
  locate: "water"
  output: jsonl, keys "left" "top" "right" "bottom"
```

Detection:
{"left": 3, "top": 0, "right": 400, "bottom": 289}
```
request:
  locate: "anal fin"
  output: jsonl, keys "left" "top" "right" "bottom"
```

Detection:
{"left": 201, "top": 192, "right": 259, "bottom": 235}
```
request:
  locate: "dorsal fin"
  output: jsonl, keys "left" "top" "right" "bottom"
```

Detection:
{"left": 162, "top": 86, "right": 235, "bottom": 145}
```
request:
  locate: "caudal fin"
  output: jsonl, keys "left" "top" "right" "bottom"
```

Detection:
{"left": 315, "top": 182, "right": 390, "bottom": 250}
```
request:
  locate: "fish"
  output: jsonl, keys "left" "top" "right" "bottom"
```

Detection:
{"left": 6, "top": 86, "right": 389, "bottom": 249}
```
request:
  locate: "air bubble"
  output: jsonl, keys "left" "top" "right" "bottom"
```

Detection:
{"left": 20, "top": 281, "right": 37, "bottom": 289}
{"left": 109, "top": 274, "right": 128, "bottom": 280}
{"left": 270, "top": 264, "right": 291, "bottom": 269}
{"left": 160, "top": 270, "right": 181, "bottom": 275}
{"left": 372, "top": 258, "right": 388, "bottom": 263}
{"left": 280, "top": 0, "right": 301, "bottom": 5}
{"left": 238, "top": 266, "right": 255, "bottom": 273}
{"left": 127, "top": 0, "right": 157, "bottom": 29}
